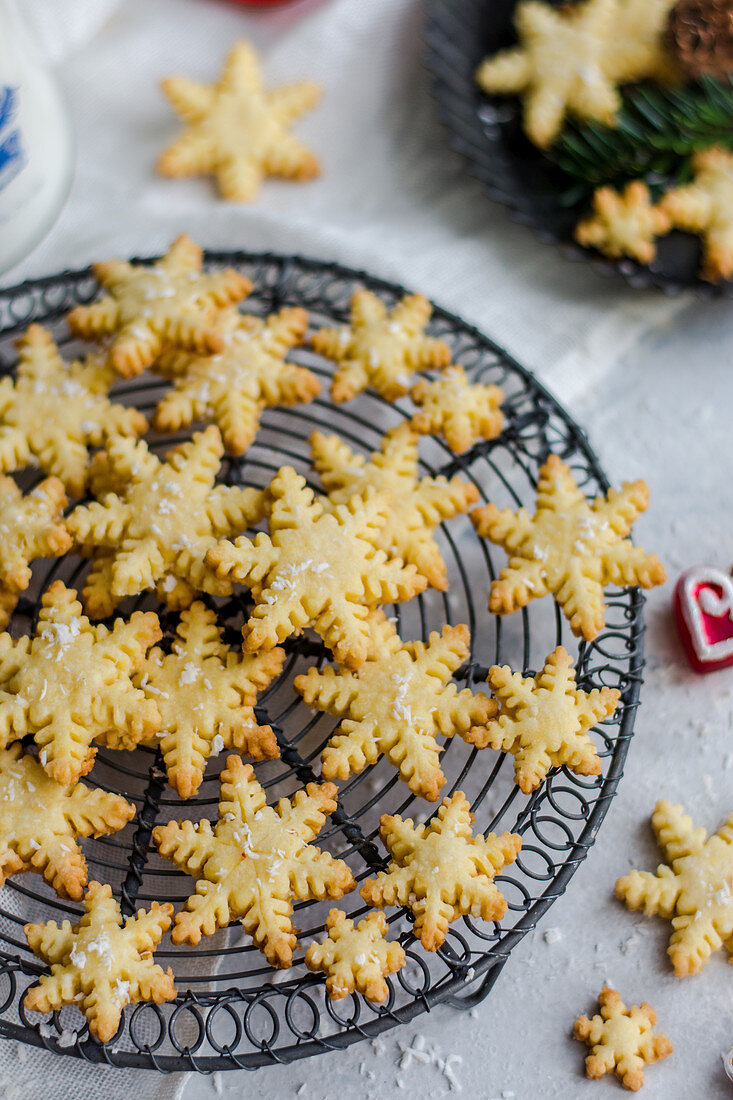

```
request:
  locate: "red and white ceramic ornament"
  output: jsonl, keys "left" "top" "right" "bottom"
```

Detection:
{"left": 674, "top": 565, "right": 733, "bottom": 674}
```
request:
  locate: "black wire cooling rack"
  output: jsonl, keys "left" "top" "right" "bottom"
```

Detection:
{"left": 0, "top": 252, "right": 645, "bottom": 1073}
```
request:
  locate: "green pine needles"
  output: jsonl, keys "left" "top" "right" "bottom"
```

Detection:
{"left": 549, "top": 76, "right": 733, "bottom": 200}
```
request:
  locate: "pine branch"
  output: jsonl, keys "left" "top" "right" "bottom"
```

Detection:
{"left": 548, "top": 77, "right": 733, "bottom": 199}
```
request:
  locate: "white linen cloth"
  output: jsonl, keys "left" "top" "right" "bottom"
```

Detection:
{"left": 0, "top": 1, "right": 695, "bottom": 1097}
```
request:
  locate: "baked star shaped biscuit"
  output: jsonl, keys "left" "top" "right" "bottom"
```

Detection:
{"left": 24, "top": 881, "right": 175, "bottom": 1044}
{"left": 410, "top": 364, "right": 505, "bottom": 455}
{"left": 471, "top": 454, "right": 666, "bottom": 641}
{"left": 484, "top": 646, "right": 620, "bottom": 793}
{"left": 67, "top": 426, "right": 265, "bottom": 617}
{"left": 295, "top": 610, "right": 496, "bottom": 801}
{"left": 305, "top": 908, "right": 406, "bottom": 1003}
{"left": 154, "top": 755, "right": 356, "bottom": 966}
{"left": 312, "top": 288, "right": 451, "bottom": 403}
{"left": 616, "top": 800, "right": 733, "bottom": 976}
{"left": 67, "top": 234, "right": 252, "bottom": 377}
{"left": 575, "top": 181, "right": 671, "bottom": 265}
{"left": 139, "top": 602, "right": 283, "bottom": 799}
{"left": 0, "top": 743, "right": 135, "bottom": 900}
{"left": 310, "top": 423, "right": 478, "bottom": 590}
{"left": 476, "top": 0, "right": 676, "bottom": 148}
{"left": 660, "top": 147, "right": 733, "bottom": 281}
{"left": 76, "top": 438, "right": 201, "bottom": 610}
{"left": 0, "top": 581, "right": 161, "bottom": 786}
{"left": 158, "top": 40, "right": 321, "bottom": 202}
{"left": 0, "top": 475, "right": 72, "bottom": 629}
{"left": 0, "top": 325, "right": 146, "bottom": 496}
{"left": 361, "top": 792, "right": 521, "bottom": 951}
{"left": 206, "top": 466, "right": 426, "bottom": 669}
{"left": 152, "top": 306, "right": 319, "bottom": 454}
{"left": 574, "top": 985, "right": 673, "bottom": 1090}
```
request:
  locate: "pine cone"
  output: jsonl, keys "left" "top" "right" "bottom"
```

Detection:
{"left": 665, "top": 0, "right": 733, "bottom": 77}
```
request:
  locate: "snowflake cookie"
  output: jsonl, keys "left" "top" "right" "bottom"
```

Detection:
{"left": 310, "top": 422, "right": 478, "bottom": 590}
{"left": 361, "top": 792, "right": 521, "bottom": 950}
{"left": 67, "top": 426, "right": 265, "bottom": 617}
{"left": 152, "top": 305, "right": 319, "bottom": 454}
{"left": 206, "top": 465, "right": 426, "bottom": 669}
{"left": 0, "top": 581, "right": 161, "bottom": 786}
{"left": 0, "top": 743, "right": 134, "bottom": 900}
{"left": 24, "top": 881, "right": 175, "bottom": 1044}
{"left": 410, "top": 364, "right": 505, "bottom": 455}
{"left": 660, "top": 146, "right": 733, "bottom": 281}
{"left": 484, "top": 646, "right": 620, "bottom": 793}
{"left": 476, "top": 0, "right": 676, "bottom": 148}
{"left": 574, "top": 985, "right": 672, "bottom": 1091}
{"left": 158, "top": 40, "right": 321, "bottom": 202}
{"left": 471, "top": 453, "right": 666, "bottom": 641}
{"left": 616, "top": 800, "right": 733, "bottom": 976}
{"left": 295, "top": 610, "right": 496, "bottom": 801}
{"left": 0, "top": 475, "right": 72, "bottom": 629}
{"left": 66, "top": 234, "right": 252, "bottom": 377}
{"left": 575, "top": 181, "right": 672, "bottom": 265}
{"left": 154, "top": 755, "right": 356, "bottom": 966}
{"left": 0, "top": 325, "right": 146, "bottom": 496}
{"left": 138, "top": 602, "right": 283, "bottom": 799}
{"left": 311, "top": 288, "right": 451, "bottom": 403}
{"left": 305, "top": 908, "right": 406, "bottom": 1002}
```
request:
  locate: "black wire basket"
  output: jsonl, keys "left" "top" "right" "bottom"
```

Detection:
{"left": 423, "top": 0, "right": 733, "bottom": 298}
{"left": 0, "top": 251, "right": 645, "bottom": 1073}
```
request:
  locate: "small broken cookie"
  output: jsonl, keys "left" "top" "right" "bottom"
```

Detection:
{"left": 575, "top": 181, "right": 671, "bottom": 265}
{"left": 67, "top": 234, "right": 251, "bottom": 377}
{"left": 158, "top": 40, "right": 321, "bottom": 202}
{"left": 295, "top": 610, "right": 496, "bottom": 801}
{"left": 660, "top": 146, "right": 733, "bottom": 281}
{"left": 138, "top": 602, "right": 283, "bottom": 799}
{"left": 24, "top": 881, "right": 175, "bottom": 1044}
{"left": 476, "top": 0, "right": 676, "bottom": 148}
{"left": 305, "top": 908, "right": 406, "bottom": 1003}
{"left": 616, "top": 800, "right": 733, "bottom": 976}
{"left": 67, "top": 426, "right": 265, "bottom": 617}
{"left": 310, "top": 422, "right": 478, "bottom": 590}
{"left": 0, "top": 742, "right": 135, "bottom": 900}
{"left": 484, "top": 646, "right": 620, "bottom": 793}
{"left": 0, "top": 325, "right": 146, "bottom": 496}
{"left": 0, "top": 476, "right": 72, "bottom": 629}
{"left": 152, "top": 305, "right": 319, "bottom": 454}
{"left": 154, "top": 755, "right": 356, "bottom": 966}
{"left": 574, "top": 985, "right": 672, "bottom": 1091}
{"left": 206, "top": 465, "right": 426, "bottom": 669}
{"left": 0, "top": 581, "right": 161, "bottom": 786}
{"left": 361, "top": 792, "right": 521, "bottom": 951}
{"left": 410, "top": 364, "right": 504, "bottom": 455}
{"left": 471, "top": 453, "right": 666, "bottom": 640}
{"left": 312, "top": 288, "right": 451, "bottom": 403}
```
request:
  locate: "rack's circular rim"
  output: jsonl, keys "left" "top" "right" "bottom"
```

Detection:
{"left": 0, "top": 249, "right": 645, "bottom": 1072}
{"left": 422, "top": 0, "right": 733, "bottom": 299}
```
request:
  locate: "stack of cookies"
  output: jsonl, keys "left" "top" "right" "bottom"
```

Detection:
{"left": 0, "top": 235, "right": 666, "bottom": 1045}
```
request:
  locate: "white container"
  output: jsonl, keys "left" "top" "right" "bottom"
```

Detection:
{"left": 0, "top": 0, "right": 73, "bottom": 275}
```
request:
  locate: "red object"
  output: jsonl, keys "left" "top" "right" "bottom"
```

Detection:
{"left": 674, "top": 566, "right": 733, "bottom": 673}
{"left": 229, "top": 1, "right": 297, "bottom": 6}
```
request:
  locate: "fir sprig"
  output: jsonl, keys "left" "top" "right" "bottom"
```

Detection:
{"left": 548, "top": 76, "right": 733, "bottom": 200}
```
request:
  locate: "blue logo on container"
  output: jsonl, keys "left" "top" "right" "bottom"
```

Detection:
{"left": 0, "top": 87, "right": 25, "bottom": 192}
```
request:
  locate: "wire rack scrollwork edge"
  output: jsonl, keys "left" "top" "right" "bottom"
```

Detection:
{"left": 0, "top": 251, "right": 645, "bottom": 1073}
